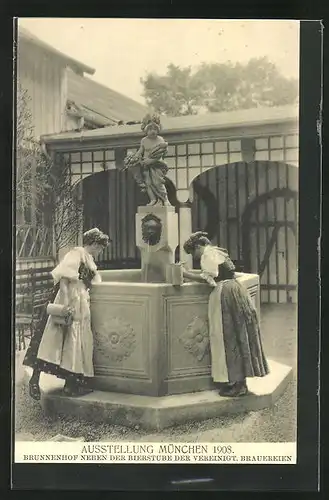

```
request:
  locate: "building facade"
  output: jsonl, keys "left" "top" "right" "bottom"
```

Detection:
{"left": 43, "top": 105, "right": 299, "bottom": 304}
{"left": 17, "top": 26, "right": 96, "bottom": 138}
{"left": 16, "top": 26, "right": 147, "bottom": 268}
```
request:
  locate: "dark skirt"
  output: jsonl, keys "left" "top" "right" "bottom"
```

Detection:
{"left": 22, "top": 283, "right": 91, "bottom": 385}
{"left": 220, "top": 279, "right": 269, "bottom": 382}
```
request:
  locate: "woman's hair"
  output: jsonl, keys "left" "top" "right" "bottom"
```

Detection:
{"left": 183, "top": 231, "right": 211, "bottom": 255}
{"left": 83, "top": 228, "right": 110, "bottom": 247}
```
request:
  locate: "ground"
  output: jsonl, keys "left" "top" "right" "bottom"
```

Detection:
{"left": 15, "top": 304, "right": 297, "bottom": 442}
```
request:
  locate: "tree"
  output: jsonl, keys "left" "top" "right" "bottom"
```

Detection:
{"left": 141, "top": 57, "right": 298, "bottom": 116}
{"left": 141, "top": 63, "right": 202, "bottom": 116}
{"left": 16, "top": 84, "right": 51, "bottom": 223}
{"left": 46, "top": 156, "right": 83, "bottom": 260}
{"left": 16, "top": 83, "right": 82, "bottom": 261}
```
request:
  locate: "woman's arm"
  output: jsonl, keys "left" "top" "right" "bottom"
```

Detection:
{"left": 183, "top": 264, "right": 218, "bottom": 287}
{"left": 60, "top": 278, "right": 70, "bottom": 307}
{"left": 91, "top": 271, "right": 102, "bottom": 284}
{"left": 183, "top": 269, "right": 208, "bottom": 283}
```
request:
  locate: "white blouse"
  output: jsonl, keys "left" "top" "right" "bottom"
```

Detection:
{"left": 200, "top": 245, "right": 227, "bottom": 286}
{"left": 51, "top": 247, "right": 101, "bottom": 285}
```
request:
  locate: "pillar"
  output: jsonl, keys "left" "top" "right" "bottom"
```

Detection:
{"left": 177, "top": 188, "right": 193, "bottom": 268}
{"left": 76, "top": 180, "right": 84, "bottom": 247}
{"left": 241, "top": 138, "right": 256, "bottom": 163}
{"left": 178, "top": 202, "right": 193, "bottom": 267}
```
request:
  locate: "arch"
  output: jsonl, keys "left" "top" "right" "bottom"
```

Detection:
{"left": 82, "top": 169, "right": 145, "bottom": 267}
{"left": 81, "top": 169, "right": 178, "bottom": 268}
{"left": 241, "top": 186, "right": 298, "bottom": 303}
{"left": 164, "top": 177, "right": 179, "bottom": 210}
{"left": 188, "top": 160, "right": 298, "bottom": 190}
{"left": 242, "top": 187, "right": 298, "bottom": 227}
{"left": 68, "top": 157, "right": 298, "bottom": 194}
{"left": 192, "top": 178, "right": 219, "bottom": 239}
{"left": 73, "top": 170, "right": 179, "bottom": 208}
{"left": 241, "top": 187, "right": 298, "bottom": 273}
{"left": 190, "top": 160, "right": 298, "bottom": 272}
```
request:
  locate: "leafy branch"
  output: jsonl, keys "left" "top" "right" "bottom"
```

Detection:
{"left": 16, "top": 83, "right": 83, "bottom": 260}
{"left": 141, "top": 57, "right": 298, "bottom": 116}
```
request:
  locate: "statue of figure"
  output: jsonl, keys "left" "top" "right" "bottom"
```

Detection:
{"left": 124, "top": 114, "right": 170, "bottom": 206}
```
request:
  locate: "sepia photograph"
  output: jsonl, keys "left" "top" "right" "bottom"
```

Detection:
{"left": 14, "top": 18, "right": 300, "bottom": 464}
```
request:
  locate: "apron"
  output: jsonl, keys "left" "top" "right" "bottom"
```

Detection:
{"left": 208, "top": 281, "right": 230, "bottom": 382}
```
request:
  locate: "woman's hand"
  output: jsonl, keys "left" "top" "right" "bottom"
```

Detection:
{"left": 62, "top": 305, "right": 73, "bottom": 317}
{"left": 182, "top": 266, "right": 191, "bottom": 279}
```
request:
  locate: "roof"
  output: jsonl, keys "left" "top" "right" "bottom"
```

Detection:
{"left": 42, "top": 104, "right": 299, "bottom": 144}
{"left": 67, "top": 70, "right": 148, "bottom": 125}
{"left": 18, "top": 26, "right": 95, "bottom": 76}
{"left": 66, "top": 100, "right": 116, "bottom": 128}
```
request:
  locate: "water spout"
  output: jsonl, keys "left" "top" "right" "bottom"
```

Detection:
{"left": 144, "top": 241, "right": 150, "bottom": 283}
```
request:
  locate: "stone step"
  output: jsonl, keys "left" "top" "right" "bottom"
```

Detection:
{"left": 25, "top": 360, "right": 293, "bottom": 431}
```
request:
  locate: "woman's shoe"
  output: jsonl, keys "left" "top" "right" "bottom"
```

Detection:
{"left": 219, "top": 381, "right": 248, "bottom": 397}
{"left": 215, "top": 382, "right": 236, "bottom": 393}
{"left": 77, "top": 386, "right": 93, "bottom": 396}
{"left": 63, "top": 381, "right": 93, "bottom": 397}
{"left": 63, "top": 379, "right": 77, "bottom": 396}
{"left": 214, "top": 382, "right": 233, "bottom": 392}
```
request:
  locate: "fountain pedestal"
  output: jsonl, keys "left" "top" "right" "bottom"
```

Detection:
{"left": 90, "top": 204, "right": 264, "bottom": 397}
{"left": 135, "top": 205, "right": 178, "bottom": 283}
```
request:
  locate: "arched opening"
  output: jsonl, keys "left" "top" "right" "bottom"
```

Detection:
{"left": 191, "top": 161, "right": 298, "bottom": 302}
{"left": 82, "top": 169, "right": 178, "bottom": 269}
{"left": 241, "top": 187, "right": 298, "bottom": 304}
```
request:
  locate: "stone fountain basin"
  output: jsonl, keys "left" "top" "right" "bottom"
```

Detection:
{"left": 90, "top": 270, "right": 260, "bottom": 397}
{"left": 100, "top": 269, "right": 142, "bottom": 282}
{"left": 99, "top": 269, "right": 250, "bottom": 283}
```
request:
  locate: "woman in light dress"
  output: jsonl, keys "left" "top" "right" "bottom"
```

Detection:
{"left": 182, "top": 232, "right": 269, "bottom": 397}
{"left": 23, "top": 228, "right": 110, "bottom": 399}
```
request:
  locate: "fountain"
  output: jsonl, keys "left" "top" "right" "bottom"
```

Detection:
{"left": 39, "top": 201, "right": 292, "bottom": 430}
{"left": 39, "top": 126, "right": 292, "bottom": 431}
{"left": 90, "top": 203, "right": 261, "bottom": 397}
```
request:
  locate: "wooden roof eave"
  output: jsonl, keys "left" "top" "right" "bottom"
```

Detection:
{"left": 42, "top": 116, "right": 299, "bottom": 153}
{"left": 18, "top": 27, "right": 95, "bottom": 75}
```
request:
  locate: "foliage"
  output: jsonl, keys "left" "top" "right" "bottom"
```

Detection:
{"left": 46, "top": 157, "right": 83, "bottom": 259}
{"left": 16, "top": 84, "right": 51, "bottom": 220}
{"left": 141, "top": 57, "right": 298, "bottom": 116}
{"left": 141, "top": 64, "right": 202, "bottom": 116}
{"left": 16, "top": 83, "right": 82, "bottom": 259}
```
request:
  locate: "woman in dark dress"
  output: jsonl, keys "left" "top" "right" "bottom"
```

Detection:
{"left": 182, "top": 232, "right": 269, "bottom": 397}
{"left": 23, "top": 228, "right": 110, "bottom": 400}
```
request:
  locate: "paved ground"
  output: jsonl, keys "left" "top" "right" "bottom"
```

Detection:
{"left": 15, "top": 304, "right": 297, "bottom": 442}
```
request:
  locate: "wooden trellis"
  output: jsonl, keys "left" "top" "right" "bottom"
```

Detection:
{"left": 16, "top": 225, "right": 53, "bottom": 258}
